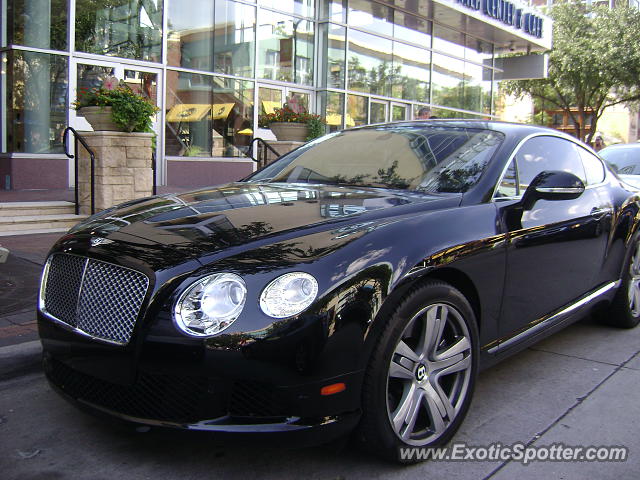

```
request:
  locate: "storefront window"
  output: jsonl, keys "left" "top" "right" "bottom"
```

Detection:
{"left": 347, "top": 29, "right": 392, "bottom": 96}
{"left": 3, "top": 51, "right": 67, "bottom": 154}
{"left": 165, "top": 71, "right": 253, "bottom": 158}
{"left": 393, "top": 11, "right": 430, "bottom": 46}
{"left": 214, "top": 1, "right": 256, "bottom": 77}
{"left": 347, "top": 94, "right": 367, "bottom": 126}
{"left": 167, "top": 0, "right": 215, "bottom": 71}
{"left": 320, "top": 23, "right": 346, "bottom": 89}
{"left": 319, "top": 0, "right": 346, "bottom": 23}
{"left": 4, "top": 0, "right": 68, "bottom": 50}
{"left": 75, "top": 0, "right": 163, "bottom": 62}
{"left": 391, "top": 41, "right": 429, "bottom": 102}
{"left": 432, "top": 24, "right": 465, "bottom": 59}
{"left": 348, "top": 0, "right": 393, "bottom": 36}
{"left": 464, "top": 62, "right": 493, "bottom": 115}
{"left": 257, "top": 10, "right": 314, "bottom": 85}
{"left": 431, "top": 53, "right": 465, "bottom": 112}
{"left": 320, "top": 91, "right": 345, "bottom": 132}
{"left": 260, "top": 0, "right": 314, "bottom": 18}
{"left": 464, "top": 36, "right": 493, "bottom": 66}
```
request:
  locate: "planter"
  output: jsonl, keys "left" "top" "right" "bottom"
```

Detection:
{"left": 269, "top": 122, "right": 309, "bottom": 142}
{"left": 78, "top": 106, "right": 121, "bottom": 131}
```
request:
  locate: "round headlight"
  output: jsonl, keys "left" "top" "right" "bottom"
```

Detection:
{"left": 260, "top": 272, "right": 319, "bottom": 318}
{"left": 174, "top": 273, "right": 246, "bottom": 337}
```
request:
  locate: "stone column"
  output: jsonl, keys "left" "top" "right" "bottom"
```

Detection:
{"left": 76, "top": 132, "right": 154, "bottom": 215}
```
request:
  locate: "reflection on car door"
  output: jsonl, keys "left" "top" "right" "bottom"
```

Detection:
{"left": 495, "top": 136, "right": 613, "bottom": 339}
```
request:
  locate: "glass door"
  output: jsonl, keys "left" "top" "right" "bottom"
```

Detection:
{"left": 257, "top": 84, "right": 314, "bottom": 140}
{"left": 69, "top": 59, "right": 162, "bottom": 186}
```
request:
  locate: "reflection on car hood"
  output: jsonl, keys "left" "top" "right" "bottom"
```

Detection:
{"left": 70, "top": 182, "right": 458, "bottom": 261}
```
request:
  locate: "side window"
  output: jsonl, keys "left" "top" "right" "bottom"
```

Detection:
{"left": 576, "top": 146, "right": 606, "bottom": 185}
{"left": 515, "top": 136, "right": 586, "bottom": 191}
{"left": 495, "top": 159, "right": 519, "bottom": 198}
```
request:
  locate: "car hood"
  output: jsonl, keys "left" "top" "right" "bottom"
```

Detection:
{"left": 68, "top": 182, "right": 460, "bottom": 264}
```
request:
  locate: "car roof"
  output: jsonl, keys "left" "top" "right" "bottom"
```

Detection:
{"left": 353, "top": 119, "right": 580, "bottom": 142}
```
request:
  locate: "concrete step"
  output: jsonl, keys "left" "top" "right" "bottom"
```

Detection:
{"left": 0, "top": 214, "right": 86, "bottom": 234}
{"left": 0, "top": 227, "right": 71, "bottom": 237}
{"left": 0, "top": 201, "right": 76, "bottom": 217}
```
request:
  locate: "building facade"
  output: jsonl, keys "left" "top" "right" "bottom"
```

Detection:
{"left": 0, "top": 0, "right": 551, "bottom": 192}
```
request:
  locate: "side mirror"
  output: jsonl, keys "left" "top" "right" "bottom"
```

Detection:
{"left": 522, "top": 170, "right": 585, "bottom": 210}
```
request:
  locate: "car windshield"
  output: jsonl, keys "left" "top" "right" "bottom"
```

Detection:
{"left": 247, "top": 125, "right": 504, "bottom": 193}
{"left": 600, "top": 146, "right": 640, "bottom": 175}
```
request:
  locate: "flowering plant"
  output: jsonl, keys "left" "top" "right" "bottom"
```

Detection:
{"left": 258, "top": 95, "right": 326, "bottom": 140}
{"left": 73, "top": 76, "right": 159, "bottom": 133}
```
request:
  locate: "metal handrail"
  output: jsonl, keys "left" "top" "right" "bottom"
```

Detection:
{"left": 63, "top": 127, "right": 96, "bottom": 215}
{"left": 247, "top": 137, "right": 281, "bottom": 168}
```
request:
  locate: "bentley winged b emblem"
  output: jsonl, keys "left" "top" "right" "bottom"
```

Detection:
{"left": 90, "top": 237, "right": 114, "bottom": 247}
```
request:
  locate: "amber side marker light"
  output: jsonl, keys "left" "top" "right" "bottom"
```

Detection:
{"left": 320, "top": 383, "right": 346, "bottom": 396}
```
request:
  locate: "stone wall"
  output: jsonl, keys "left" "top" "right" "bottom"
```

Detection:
{"left": 77, "top": 131, "right": 153, "bottom": 215}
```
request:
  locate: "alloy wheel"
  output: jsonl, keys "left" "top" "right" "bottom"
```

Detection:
{"left": 386, "top": 303, "right": 472, "bottom": 445}
{"left": 628, "top": 242, "right": 640, "bottom": 317}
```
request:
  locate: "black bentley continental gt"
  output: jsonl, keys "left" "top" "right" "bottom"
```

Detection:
{"left": 38, "top": 121, "right": 640, "bottom": 462}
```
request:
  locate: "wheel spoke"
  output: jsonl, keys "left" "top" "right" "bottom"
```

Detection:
{"left": 423, "top": 382, "right": 452, "bottom": 433}
{"left": 391, "top": 383, "right": 418, "bottom": 433}
{"left": 418, "top": 305, "right": 447, "bottom": 359}
{"left": 399, "top": 388, "right": 425, "bottom": 440}
{"left": 432, "top": 352, "right": 471, "bottom": 377}
{"left": 394, "top": 339, "right": 419, "bottom": 363}
{"left": 389, "top": 357, "right": 415, "bottom": 380}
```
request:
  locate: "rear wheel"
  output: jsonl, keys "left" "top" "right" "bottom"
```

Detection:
{"left": 604, "top": 239, "right": 640, "bottom": 328}
{"left": 357, "top": 281, "right": 478, "bottom": 463}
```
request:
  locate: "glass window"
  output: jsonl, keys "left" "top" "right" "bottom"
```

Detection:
{"left": 3, "top": 51, "right": 68, "bottom": 154}
{"left": 464, "top": 35, "right": 493, "bottom": 67}
{"left": 164, "top": 71, "right": 254, "bottom": 158}
{"left": 260, "top": 0, "right": 314, "bottom": 18}
{"left": 347, "top": 94, "right": 367, "bottom": 127}
{"left": 249, "top": 126, "right": 504, "bottom": 194}
{"left": 431, "top": 53, "right": 465, "bottom": 110}
{"left": 464, "top": 63, "right": 493, "bottom": 115}
{"left": 257, "top": 11, "right": 314, "bottom": 85}
{"left": 393, "top": 11, "right": 430, "bottom": 46}
{"left": 167, "top": 0, "right": 215, "bottom": 71}
{"left": 320, "top": 91, "right": 345, "bottom": 133}
{"left": 5, "top": 0, "right": 68, "bottom": 50}
{"left": 214, "top": 1, "right": 256, "bottom": 77}
{"left": 432, "top": 24, "right": 465, "bottom": 58}
{"left": 75, "top": 0, "right": 163, "bottom": 62}
{"left": 347, "top": 29, "right": 392, "bottom": 96}
{"left": 320, "top": 23, "right": 346, "bottom": 89}
{"left": 348, "top": 0, "right": 393, "bottom": 36}
{"left": 391, "top": 41, "right": 430, "bottom": 102}
{"left": 515, "top": 136, "right": 587, "bottom": 190}
{"left": 370, "top": 101, "right": 387, "bottom": 123}
{"left": 319, "top": 0, "right": 346, "bottom": 23}
{"left": 577, "top": 146, "right": 606, "bottom": 184}
{"left": 495, "top": 159, "right": 519, "bottom": 198}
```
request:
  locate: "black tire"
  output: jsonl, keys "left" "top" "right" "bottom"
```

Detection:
{"left": 356, "top": 280, "right": 479, "bottom": 463}
{"left": 603, "top": 238, "right": 640, "bottom": 328}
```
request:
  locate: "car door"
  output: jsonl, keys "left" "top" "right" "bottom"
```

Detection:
{"left": 494, "top": 135, "right": 613, "bottom": 338}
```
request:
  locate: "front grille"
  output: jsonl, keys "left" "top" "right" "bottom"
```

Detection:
{"left": 42, "top": 253, "right": 150, "bottom": 345}
{"left": 230, "top": 381, "right": 286, "bottom": 417}
{"left": 47, "top": 359, "right": 225, "bottom": 423}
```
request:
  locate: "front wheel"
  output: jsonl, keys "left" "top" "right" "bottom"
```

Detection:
{"left": 356, "top": 280, "right": 479, "bottom": 463}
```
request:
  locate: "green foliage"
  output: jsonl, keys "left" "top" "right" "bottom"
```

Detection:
{"left": 501, "top": 2, "right": 640, "bottom": 142}
{"left": 73, "top": 78, "right": 159, "bottom": 133}
{"left": 306, "top": 116, "right": 327, "bottom": 140}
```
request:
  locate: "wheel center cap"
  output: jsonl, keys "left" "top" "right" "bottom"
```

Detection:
{"left": 415, "top": 363, "right": 427, "bottom": 382}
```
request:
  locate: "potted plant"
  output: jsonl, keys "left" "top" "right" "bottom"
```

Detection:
{"left": 259, "top": 96, "right": 326, "bottom": 142}
{"left": 73, "top": 76, "right": 159, "bottom": 132}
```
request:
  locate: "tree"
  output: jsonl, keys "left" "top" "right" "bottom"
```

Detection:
{"left": 501, "top": 2, "right": 640, "bottom": 143}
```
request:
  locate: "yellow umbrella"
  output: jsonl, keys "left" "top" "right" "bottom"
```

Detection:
{"left": 262, "top": 100, "right": 282, "bottom": 115}
{"left": 166, "top": 104, "right": 210, "bottom": 122}
{"left": 237, "top": 128, "right": 253, "bottom": 135}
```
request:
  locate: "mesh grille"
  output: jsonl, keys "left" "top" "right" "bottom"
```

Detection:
{"left": 43, "top": 254, "right": 149, "bottom": 345}
{"left": 47, "top": 359, "right": 225, "bottom": 423}
{"left": 230, "top": 381, "right": 286, "bottom": 417}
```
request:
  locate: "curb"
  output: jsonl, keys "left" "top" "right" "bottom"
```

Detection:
{"left": 0, "top": 340, "right": 42, "bottom": 380}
